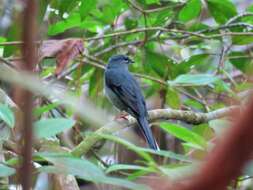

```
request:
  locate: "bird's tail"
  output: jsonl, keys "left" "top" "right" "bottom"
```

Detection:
{"left": 137, "top": 117, "right": 159, "bottom": 150}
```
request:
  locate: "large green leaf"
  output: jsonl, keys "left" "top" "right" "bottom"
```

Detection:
{"left": 34, "top": 118, "right": 76, "bottom": 139}
{"left": 48, "top": 12, "right": 81, "bottom": 36}
{"left": 0, "top": 104, "right": 15, "bottom": 128}
{"left": 0, "top": 163, "right": 15, "bottom": 177}
{"left": 168, "top": 74, "right": 219, "bottom": 86}
{"left": 37, "top": 152, "right": 148, "bottom": 190}
{"left": 59, "top": 0, "right": 79, "bottom": 16}
{"left": 80, "top": 0, "right": 97, "bottom": 20}
{"left": 99, "top": 133, "right": 192, "bottom": 162}
{"left": 178, "top": 0, "right": 201, "bottom": 22}
{"left": 207, "top": 0, "right": 237, "bottom": 24}
{"left": 160, "top": 122, "right": 207, "bottom": 149}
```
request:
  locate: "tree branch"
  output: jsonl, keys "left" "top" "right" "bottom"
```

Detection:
{"left": 71, "top": 106, "right": 239, "bottom": 157}
{"left": 19, "top": 1, "right": 37, "bottom": 189}
{"left": 0, "top": 24, "right": 252, "bottom": 47}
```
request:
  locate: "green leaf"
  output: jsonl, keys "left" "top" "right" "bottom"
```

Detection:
{"left": 0, "top": 104, "right": 15, "bottom": 128}
{"left": 152, "top": 9, "right": 173, "bottom": 26}
{"left": 166, "top": 87, "right": 181, "bottom": 109}
{"left": 229, "top": 52, "right": 253, "bottom": 73}
{"left": 100, "top": 133, "right": 192, "bottom": 162}
{"left": 127, "top": 170, "right": 150, "bottom": 181}
{"left": 178, "top": 0, "right": 201, "bottom": 22}
{"left": 207, "top": 0, "right": 237, "bottom": 24}
{"left": 140, "top": 148, "right": 193, "bottom": 162}
{"left": 160, "top": 122, "right": 207, "bottom": 149}
{"left": 124, "top": 17, "right": 138, "bottom": 30}
{"left": 0, "top": 163, "right": 15, "bottom": 177}
{"left": 33, "top": 102, "right": 60, "bottom": 117}
{"left": 34, "top": 118, "right": 76, "bottom": 139}
{"left": 184, "top": 99, "right": 205, "bottom": 111}
{"left": 189, "top": 22, "right": 209, "bottom": 31}
{"left": 3, "top": 24, "right": 20, "bottom": 57}
{"left": 247, "top": 4, "right": 253, "bottom": 12}
{"left": 80, "top": 0, "right": 97, "bottom": 20}
{"left": 37, "top": 152, "right": 148, "bottom": 190}
{"left": 213, "top": 80, "right": 234, "bottom": 96}
{"left": 168, "top": 74, "right": 219, "bottom": 87}
{"left": 176, "top": 54, "right": 211, "bottom": 77}
{"left": 106, "top": 164, "right": 153, "bottom": 174}
{"left": 99, "top": 133, "right": 154, "bottom": 163}
{"left": 144, "top": 44, "right": 173, "bottom": 78}
{"left": 192, "top": 124, "right": 214, "bottom": 141}
{"left": 91, "top": 0, "right": 126, "bottom": 24}
{"left": 145, "top": 0, "right": 160, "bottom": 4}
{"left": 181, "top": 54, "right": 210, "bottom": 67}
{"left": 98, "top": 5, "right": 118, "bottom": 24}
{"left": 182, "top": 142, "right": 204, "bottom": 149}
{"left": 48, "top": 12, "right": 81, "bottom": 36}
{"left": 59, "top": 0, "right": 79, "bottom": 16}
{"left": 232, "top": 35, "right": 253, "bottom": 45}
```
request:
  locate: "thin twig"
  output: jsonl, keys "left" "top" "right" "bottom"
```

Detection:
{"left": 226, "top": 12, "right": 253, "bottom": 25}
{"left": 126, "top": 0, "right": 183, "bottom": 14}
{"left": 94, "top": 40, "right": 143, "bottom": 56}
{"left": 126, "top": 0, "right": 144, "bottom": 13}
{"left": 0, "top": 57, "right": 16, "bottom": 68}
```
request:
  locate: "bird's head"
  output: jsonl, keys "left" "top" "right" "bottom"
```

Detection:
{"left": 107, "top": 54, "right": 134, "bottom": 69}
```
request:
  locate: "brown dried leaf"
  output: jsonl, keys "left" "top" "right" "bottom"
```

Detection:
{"left": 39, "top": 38, "right": 84, "bottom": 75}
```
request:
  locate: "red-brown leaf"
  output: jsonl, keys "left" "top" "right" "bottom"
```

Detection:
{"left": 39, "top": 38, "right": 84, "bottom": 75}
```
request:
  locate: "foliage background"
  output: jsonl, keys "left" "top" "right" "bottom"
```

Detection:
{"left": 0, "top": 0, "right": 253, "bottom": 189}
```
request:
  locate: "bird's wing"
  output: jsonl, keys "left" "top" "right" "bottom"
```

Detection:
{"left": 105, "top": 69, "right": 146, "bottom": 117}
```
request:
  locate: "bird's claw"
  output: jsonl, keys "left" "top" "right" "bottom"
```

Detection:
{"left": 114, "top": 113, "right": 129, "bottom": 121}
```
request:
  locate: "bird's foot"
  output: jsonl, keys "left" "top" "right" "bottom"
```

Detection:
{"left": 114, "top": 112, "right": 129, "bottom": 121}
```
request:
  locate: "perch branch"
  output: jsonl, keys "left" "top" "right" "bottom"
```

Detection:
{"left": 71, "top": 106, "right": 239, "bottom": 157}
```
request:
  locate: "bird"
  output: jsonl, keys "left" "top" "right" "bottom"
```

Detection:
{"left": 104, "top": 54, "right": 159, "bottom": 150}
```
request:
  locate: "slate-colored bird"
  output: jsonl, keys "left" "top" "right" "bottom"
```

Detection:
{"left": 104, "top": 54, "right": 159, "bottom": 150}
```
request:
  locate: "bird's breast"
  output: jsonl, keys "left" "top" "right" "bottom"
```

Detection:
{"left": 104, "top": 83, "right": 125, "bottom": 111}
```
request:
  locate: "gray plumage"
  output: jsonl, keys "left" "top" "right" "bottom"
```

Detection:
{"left": 104, "top": 54, "right": 159, "bottom": 150}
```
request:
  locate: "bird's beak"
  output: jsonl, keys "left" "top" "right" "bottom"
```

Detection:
{"left": 129, "top": 58, "right": 134, "bottom": 64}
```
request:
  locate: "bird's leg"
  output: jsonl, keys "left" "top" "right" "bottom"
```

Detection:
{"left": 114, "top": 111, "right": 129, "bottom": 121}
